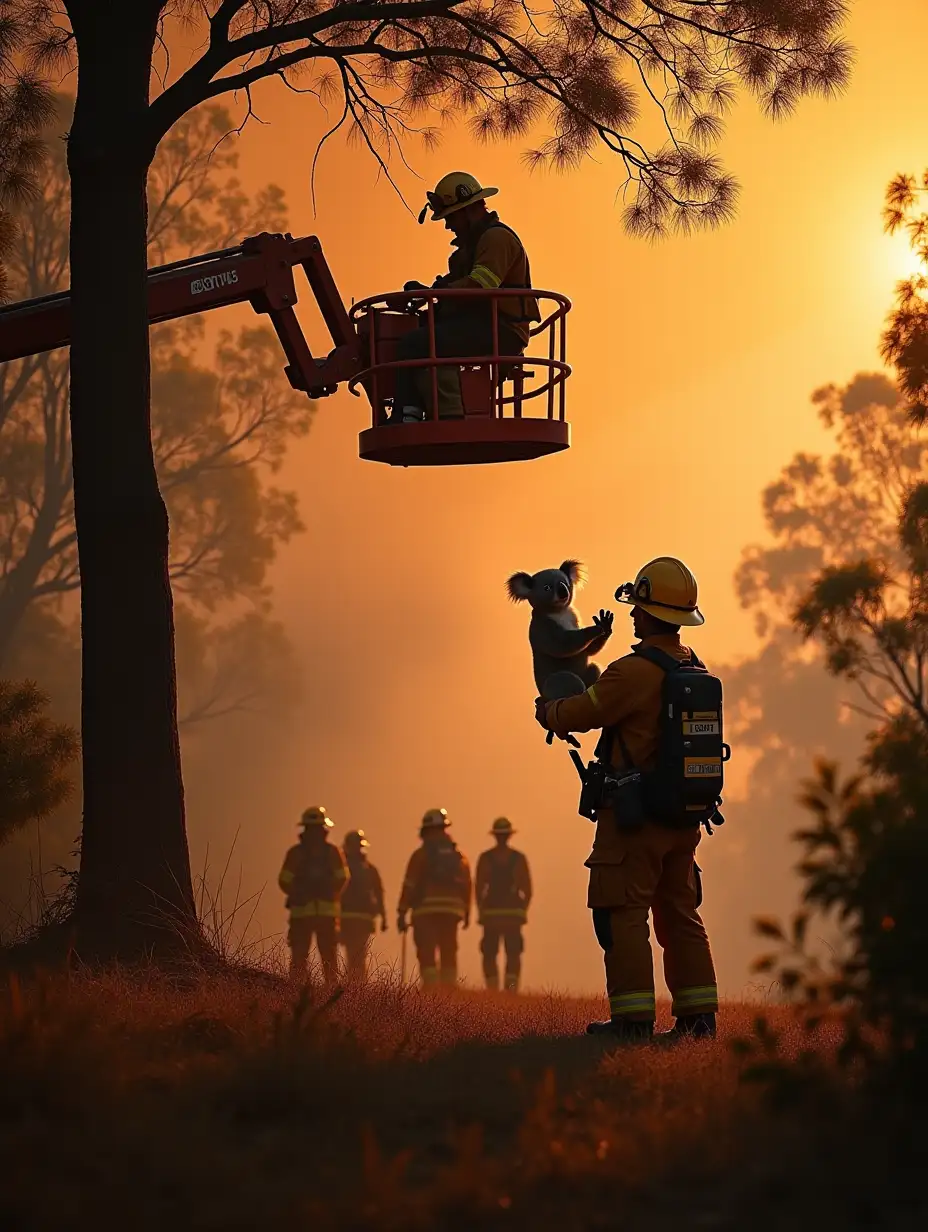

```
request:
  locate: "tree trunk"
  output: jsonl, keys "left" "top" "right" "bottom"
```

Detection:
{"left": 66, "top": 2, "right": 196, "bottom": 955}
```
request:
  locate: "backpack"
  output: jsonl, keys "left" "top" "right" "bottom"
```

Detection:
{"left": 425, "top": 840, "right": 465, "bottom": 894}
{"left": 632, "top": 645, "right": 730, "bottom": 832}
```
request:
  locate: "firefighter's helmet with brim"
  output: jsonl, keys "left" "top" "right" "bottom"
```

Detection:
{"left": 490, "top": 816, "right": 515, "bottom": 836}
{"left": 344, "top": 828, "right": 370, "bottom": 851}
{"left": 614, "top": 557, "right": 704, "bottom": 627}
{"left": 300, "top": 805, "right": 334, "bottom": 830}
{"left": 418, "top": 172, "right": 498, "bottom": 224}
{"left": 421, "top": 807, "right": 450, "bottom": 831}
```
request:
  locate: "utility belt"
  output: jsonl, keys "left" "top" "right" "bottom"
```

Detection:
{"left": 572, "top": 729, "right": 719, "bottom": 834}
{"left": 576, "top": 757, "right": 649, "bottom": 832}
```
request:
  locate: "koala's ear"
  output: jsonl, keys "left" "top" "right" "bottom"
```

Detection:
{"left": 506, "top": 572, "right": 533, "bottom": 602}
{"left": 559, "top": 559, "right": 586, "bottom": 589}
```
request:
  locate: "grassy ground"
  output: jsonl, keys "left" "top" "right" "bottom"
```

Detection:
{"left": 0, "top": 964, "right": 919, "bottom": 1231}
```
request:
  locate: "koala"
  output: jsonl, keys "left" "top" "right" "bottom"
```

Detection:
{"left": 506, "top": 559, "right": 613, "bottom": 696}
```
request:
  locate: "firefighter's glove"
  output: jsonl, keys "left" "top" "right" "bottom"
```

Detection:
{"left": 404, "top": 280, "right": 428, "bottom": 292}
{"left": 396, "top": 911, "right": 408, "bottom": 933}
{"left": 534, "top": 696, "right": 550, "bottom": 730}
{"left": 593, "top": 609, "right": 614, "bottom": 639}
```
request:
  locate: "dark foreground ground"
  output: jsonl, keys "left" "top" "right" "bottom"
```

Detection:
{"left": 1, "top": 965, "right": 925, "bottom": 1231}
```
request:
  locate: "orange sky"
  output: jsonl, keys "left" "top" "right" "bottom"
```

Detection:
{"left": 177, "top": 0, "right": 928, "bottom": 995}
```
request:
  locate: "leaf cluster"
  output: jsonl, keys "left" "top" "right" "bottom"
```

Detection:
{"left": 0, "top": 677, "right": 77, "bottom": 844}
{"left": 0, "top": 2, "right": 55, "bottom": 301}
{"left": 881, "top": 170, "right": 928, "bottom": 425}
{"left": 20, "top": 0, "right": 852, "bottom": 235}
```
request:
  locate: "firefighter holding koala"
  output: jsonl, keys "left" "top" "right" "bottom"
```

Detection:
{"left": 536, "top": 557, "right": 723, "bottom": 1043}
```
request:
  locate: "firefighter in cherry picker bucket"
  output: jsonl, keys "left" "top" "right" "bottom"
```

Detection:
{"left": 536, "top": 557, "right": 726, "bottom": 1044}
{"left": 394, "top": 172, "right": 539, "bottom": 422}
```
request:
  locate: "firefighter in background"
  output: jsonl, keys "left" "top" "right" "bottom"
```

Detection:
{"left": 397, "top": 808, "right": 472, "bottom": 987}
{"left": 339, "top": 829, "right": 387, "bottom": 979}
{"left": 278, "top": 806, "right": 348, "bottom": 983}
{"left": 476, "top": 817, "right": 532, "bottom": 992}
{"left": 537, "top": 557, "right": 719, "bottom": 1043}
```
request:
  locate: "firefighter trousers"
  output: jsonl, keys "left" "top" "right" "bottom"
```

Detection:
{"left": 393, "top": 318, "right": 523, "bottom": 417}
{"left": 587, "top": 823, "right": 718, "bottom": 1022}
{"left": 340, "top": 918, "right": 375, "bottom": 979}
{"left": 412, "top": 913, "right": 460, "bottom": 986}
{"left": 480, "top": 920, "right": 524, "bottom": 991}
{"left": 288, "top": 915, "right": 338, "bottom": 983}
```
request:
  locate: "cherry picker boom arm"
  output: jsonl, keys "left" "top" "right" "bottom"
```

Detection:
{"left": 0, "top": 232, "right": 362, "bottom": 398}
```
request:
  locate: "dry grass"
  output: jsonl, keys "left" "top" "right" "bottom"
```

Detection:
{"left": 0, "top": 965, "right": 883, "bottom": 1231}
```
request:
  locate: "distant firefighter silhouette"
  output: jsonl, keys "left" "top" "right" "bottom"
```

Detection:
{"left": 340, "top": 829, "right": 387, "bottom": 980}
{"left": 397, "top": 809, "right": 472, "bottom": 987}
{"left": 506, "top": 559, "right": 613, "bottom": 699}
{"left": 476, "top": 817, "right": 532, "bottom": 992}
{"left": 278, "top": 806, "right": 348, "bottom": 983}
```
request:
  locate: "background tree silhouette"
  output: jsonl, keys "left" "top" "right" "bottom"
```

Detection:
{"left": 2, "top": 1, "right": 854, "bottom": 951}
{"left": 0, "top": 96, "right": 311, "bottom": 722}
{"left": 750, "top": 475, "right": 928, "bottom": 1074}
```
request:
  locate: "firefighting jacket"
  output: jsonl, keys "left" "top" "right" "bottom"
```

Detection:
{"left": 278, "top": 839, "right": 348, "bottom": 918}
{"left": 340, "top": 856, "right": 386, "bottom": 925}
{"left": 398, "top": 840, "right": 473, "bottom": 921}
{"left": 439, "top": 211, "right": 539, "bottom": 344}
{"left": 544, "top": 633, "right": 696, "bottom": 865}
{"left": 476, "top": 848, "right": 532, "bottom": 925}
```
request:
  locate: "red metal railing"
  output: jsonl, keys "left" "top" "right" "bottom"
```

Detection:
{"left": 347, "top": 288, "right": 571, "bottom": 426}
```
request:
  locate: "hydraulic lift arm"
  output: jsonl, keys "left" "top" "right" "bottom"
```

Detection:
{"left": 0, "top": 232, "right": 362, "bottom": 399}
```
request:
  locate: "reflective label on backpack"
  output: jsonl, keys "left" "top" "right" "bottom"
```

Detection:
{"left": 683, "top": 719, "right": 719, "bottom": 735}
{"left": 684, "top": 757, "right": 722, "bottom": 777}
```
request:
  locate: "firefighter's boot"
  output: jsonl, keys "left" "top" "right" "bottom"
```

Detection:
{"left": 586, "top": 1018, "right": 654, "bottom": 1043}
{"left": 659, "top": 1013, "right": 717, "bottom": 1043}
{"left": 504, "top": 973, "right": 519, "bottom": 993}
{"left": 485, "top": 971, "right": 499, "bottom": 991}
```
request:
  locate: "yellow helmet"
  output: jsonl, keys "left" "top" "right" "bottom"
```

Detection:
{"left": 300, "top": 805, "right": 333, "bottom": 830}
{"left": 490, "top": 816, "right": 515, "bottom": 836}
{"left": 418, "top": 172, "right": 498, "bottom": 224}
{"left": 615, "top": 557, "right": 704, "bottom": 627}
{"left": 421, "top": 807, "right": 450, "bottom": 831}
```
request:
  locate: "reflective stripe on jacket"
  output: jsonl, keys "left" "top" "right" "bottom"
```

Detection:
{"left": 412, "top": 895, "right": 468, "bottom": 921}
{"left": 289, "top": 899, "right": 340, "bottom": 919}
